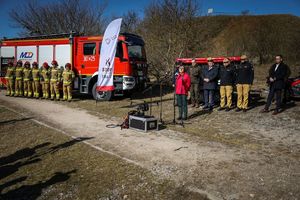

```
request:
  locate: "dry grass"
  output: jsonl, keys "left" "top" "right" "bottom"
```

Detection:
{"left": 0, "top": 106, "right": 208, "bottom": 200}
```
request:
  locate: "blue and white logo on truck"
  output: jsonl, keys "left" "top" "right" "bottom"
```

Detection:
{"left": 19, "top": 52, "right": 34, "bottom": 59}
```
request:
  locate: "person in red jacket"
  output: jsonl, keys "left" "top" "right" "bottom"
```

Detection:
{"left": 175, "top": 65, "right": 191, "bottom": 120}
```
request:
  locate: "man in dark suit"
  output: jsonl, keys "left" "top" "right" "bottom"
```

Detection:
{"left": 202, "top": 57, "right": 219, "bottom": 111}
{"left": 260, "top": 55, "right": 289, "bottom": 115}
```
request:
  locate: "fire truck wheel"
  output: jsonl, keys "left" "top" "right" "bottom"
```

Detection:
{"left": 92, "top": 82, "right": 113, "bottom": 101}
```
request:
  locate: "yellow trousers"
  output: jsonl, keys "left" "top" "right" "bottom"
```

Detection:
{"left": 15, "top": 79, "right": 23, "bottom": 96}
{"left": 220, "top": 85, "right": 233, "bottom": 108}
{"left": 32, "top": 81, "right": 40, "bottom": 98}
{"left": 50, "top": 82, "right": 60, "bottom": 100}
{"left": 236, "top": 84, "right": 251, "bottom": 109}
{"left": 41, "top": 82, "right": 50, "bottom": 99}
{"left": 63, "top": 84, "right": 72, "bottom": 100}
{"left": 5, "top": 78, "right": 14, "bottom": 96}
{"left": 23, "top": 81, "right": 32, "bottom": 97}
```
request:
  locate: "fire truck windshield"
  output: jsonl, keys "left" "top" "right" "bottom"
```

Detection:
{"left": 128, "top": 45, "right": 146, "bottom": 60}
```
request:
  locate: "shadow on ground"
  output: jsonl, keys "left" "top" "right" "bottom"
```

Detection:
{"left": 0, "top": 170, "right": 76, "bottom": 200}
{"left": 0, "top": 117, "right": 33, "bottom": 125}
{"left": 0, "top": 136, "right": 92, "bottom": 199}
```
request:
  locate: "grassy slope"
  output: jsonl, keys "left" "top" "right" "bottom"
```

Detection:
{"left": 194, "top": 14, "right": 300, "bottom": 77}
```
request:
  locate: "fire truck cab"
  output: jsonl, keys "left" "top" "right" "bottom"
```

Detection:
{"left": 0, "top": 32, "right": 148, "bottom": 100}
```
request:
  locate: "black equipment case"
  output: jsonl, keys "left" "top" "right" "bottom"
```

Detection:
{"left": 129, "top": 115, "right": 158, "bottom": 132}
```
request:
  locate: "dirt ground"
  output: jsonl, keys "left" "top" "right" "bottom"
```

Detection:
{"left": 0, "top": 87, "right": 300, "bottom": 199}
{"left": 0, "top": 103, "right": 206, "bottom": 200}
{"left": 0, "top": 87, "right": 299, "bottom": 200}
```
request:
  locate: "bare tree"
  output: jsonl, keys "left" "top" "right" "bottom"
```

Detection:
{"left": 121, "top": 10, "right": 141, "bottom": 33}
{"left": 138, "top": 0, "right": 201, "bottom": 82}
{"left": 10, "top": 0, "right": 107, "bottom": 36}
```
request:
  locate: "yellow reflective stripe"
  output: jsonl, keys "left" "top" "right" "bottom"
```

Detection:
{"left": 33, "top": 78, "right": 39, "bottom": 81}
{"left": 16, "top": 78, "right": 22, "bottom": 80}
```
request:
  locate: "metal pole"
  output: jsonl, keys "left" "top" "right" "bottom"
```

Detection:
{"left": 150, "top": 85, "right": 152, "bottom": 116}
{"left": 173, "top": 66, "right": 176, "bottom": 124}
{"left": 160, "top": 82, "right": 163, "bottom": 123}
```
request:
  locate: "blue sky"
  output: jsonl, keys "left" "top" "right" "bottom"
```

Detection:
{"left": 0, "top": 0, "right": 299, "bottom": 38}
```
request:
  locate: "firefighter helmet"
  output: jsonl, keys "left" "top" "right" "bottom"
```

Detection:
{"left": 17, "top": 60, "right": 23, "bottom": 66}
{"left": 8, "top": 61, "right": 13, "bottom": 66}
{"left": 43, "top": 62, "right": 49, "bottom": 68}
{"left": 25, "top": 61, "right": 30, "bottom": 66}
{"left": 65, "top": 63, "right": 71, "bottom": 69}
{"left": 32, "top": 61, "right": 38, "bottom": 67}
{"left": 51, "top": 60, "right": 58, "bottom": 66}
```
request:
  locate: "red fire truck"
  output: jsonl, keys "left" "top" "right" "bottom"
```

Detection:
{"left": 0, "top": 32, "right": 148, "bottom": 100}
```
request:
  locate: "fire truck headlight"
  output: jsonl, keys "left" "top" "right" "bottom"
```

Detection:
{"left": 123, "top": 76, "right": 136, "bottom": 90}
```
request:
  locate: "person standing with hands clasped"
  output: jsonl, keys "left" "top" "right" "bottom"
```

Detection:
{"left": 175, "top": 65, "right": 191, "bottom": 120}
{"left": 40, "top": 62, "right": 50, "bottom": 99}
{"left": 62, "top": 63, "right": 75, "bottom": 102}
{"left": 31, "top": 62, "right": 40, "bottom": 99}
{"left": 189, "top": 58, "right": 201, "bottom": 108}
{"left": 260, "top": 55, "right": 289, "bottom": 115}
{"left": 235, "top": 55, "right": 254, "bottom": 112}
{"left": 14, "top": 60, "right": 24, "bottom": 97}
{"left": 202, "top": 57, "right": 219, "bottom": 111}
{"left": 50, "top": 60, "right": 62, "bottom": 101}
{"left": 4, "top": 61, "right": 15, "bottom": 96}
{"left": 218, "top": 58, "right": 235, "bottom": 111}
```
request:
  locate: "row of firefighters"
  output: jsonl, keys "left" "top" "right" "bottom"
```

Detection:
{"left": 4, "top": 60, "right": 75, "bottom": 101}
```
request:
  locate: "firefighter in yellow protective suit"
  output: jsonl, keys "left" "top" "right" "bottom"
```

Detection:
{"left": 23, "top": 61, "right": 32, "bottom": 97}
{"left": 40, "top": 62, "right": 50, "bottom": 99}
{"left": 5, "top": 61, "right": 15, "bottom": 96}
{"left": 50, "top": 60, "right": 62, "bottom": 100}
{"left": 62, "top": 63, "right": 75, "bottom": 101}
{"left": 31, "top": 62, "right": 40, "bottom": 98}
{"left": 14, "top": 60, "right": 24, "bottom": 97}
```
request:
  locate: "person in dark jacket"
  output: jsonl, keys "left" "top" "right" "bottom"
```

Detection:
{"left": 189, "top": 58, "right": 201, "bottom": 108}
{"left": 235, "top": 55, "right": 254, "bottom": 112}
{"left": 260, "top": 55, "right": 289, "bottom": 115}
{"left": 202, "top": 57, "right": 219, "bottom": 111}
{"left": 218, "top": 58, "right": 235, "bottom": 111}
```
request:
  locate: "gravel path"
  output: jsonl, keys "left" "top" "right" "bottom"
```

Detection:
{"left": 1, "top": 91, "right": 299, "bottom": 200}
